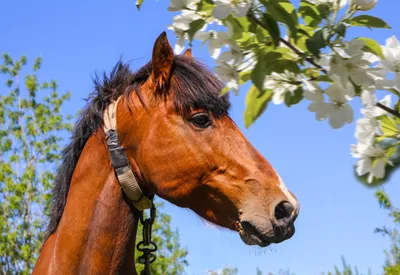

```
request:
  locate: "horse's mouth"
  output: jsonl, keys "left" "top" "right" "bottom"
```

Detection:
{"left": 236, "top": 220, "right": 273, "bottom": 247}
{"left": 236, "top": 220, "right": 295, "bottom": 247}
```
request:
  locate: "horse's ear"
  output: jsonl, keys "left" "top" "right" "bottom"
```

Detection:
{"left": 151, "top": 32, "right": 174, "bottom": 90}
{"left": 183, "top": 48, "right": 194, "bottom": 60}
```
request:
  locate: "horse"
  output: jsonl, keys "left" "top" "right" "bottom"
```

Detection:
{"left": 33, "top": 32, "right": 299, "bottom": 274}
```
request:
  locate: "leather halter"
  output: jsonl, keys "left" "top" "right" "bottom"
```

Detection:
{"left": 103, "top": 98, "right": 152, "bottom": 211}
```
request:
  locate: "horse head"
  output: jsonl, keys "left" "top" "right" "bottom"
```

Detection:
{"left": 116, "top": 32, "right": 300, "bottom": 247}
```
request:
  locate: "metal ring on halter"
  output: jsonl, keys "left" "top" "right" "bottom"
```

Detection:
{"left": 136, "top": 241, "right": 158, "bottom": 253}
{"left": 137, "top": 252, "right": 157, "bottom": 264}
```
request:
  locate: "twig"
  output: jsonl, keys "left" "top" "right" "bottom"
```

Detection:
{"left": 377, "top": 102, "right": 400, "bottom": 119}
{"left": 247, "top": 12, "right": 328, "bottom": 74}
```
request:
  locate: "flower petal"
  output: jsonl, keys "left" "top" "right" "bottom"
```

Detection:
{"left": 234, "top": 2, "right": 251, "bottom": 17}
{"left": 212, "top": 4, "right": 233, "bottom": 19}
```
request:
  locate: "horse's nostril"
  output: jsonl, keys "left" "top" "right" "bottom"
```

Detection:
{"left": 274, "top": 201, "right": 294, "bottom": 220}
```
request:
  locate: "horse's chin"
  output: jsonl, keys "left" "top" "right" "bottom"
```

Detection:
{"left": 238, "top": 228, "right": 273, "bottom": 247}
{"left": 239, "top": 231, "right": 271, "bottom": 247}
{"left": 236, "top": 220, "right": 274, "bottom": 247}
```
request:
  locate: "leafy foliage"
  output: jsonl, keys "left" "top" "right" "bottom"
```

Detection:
{"left": 0, "top": 54, "right": 72, "bottom": 274}
{"left": 158, "top": 0, "right": 400, "bottom": 185}
{"left": 374, "top": 190, "right": 400, "bottom": 274}
{"left": 323, "top": 257, "right": 369, "bottom": 275}
{"left": 0, "top": 55, "right": 188, "bottom": 275}
{"left": 207, "top": 266, "right": 239, "bottom": 275}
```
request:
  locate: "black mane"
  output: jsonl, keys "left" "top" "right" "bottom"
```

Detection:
{"left": 45, "top": 56, "right": 231, "bottom": 238}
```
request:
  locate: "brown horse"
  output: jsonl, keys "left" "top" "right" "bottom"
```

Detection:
{"left": 33, "top": 32, "right": 299, "bottom": 274}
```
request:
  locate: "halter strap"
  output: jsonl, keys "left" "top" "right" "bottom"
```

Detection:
{"left": 103, "top": 98, "right": 152, "bottom": 211}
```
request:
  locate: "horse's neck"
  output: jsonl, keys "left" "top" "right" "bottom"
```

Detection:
{"left": 34, "top": 130, "right": 139, "bottom": 275}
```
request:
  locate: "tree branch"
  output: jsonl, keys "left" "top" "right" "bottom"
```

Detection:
{"left": 247, "top": 12, "right": 328, "bottom": 74}
{"left": 377, "top": 103, "right": 400, "bottom": 119}
{"left": 247, "top": 11, "right": 400, "bottom": 119}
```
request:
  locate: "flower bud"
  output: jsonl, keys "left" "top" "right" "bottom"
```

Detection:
{"left": 352, "top": 0, "right": 377, "bottom": 10}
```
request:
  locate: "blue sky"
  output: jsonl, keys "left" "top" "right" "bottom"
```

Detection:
{"left": 1, "top": 1, "right": 400, "bottom": 274}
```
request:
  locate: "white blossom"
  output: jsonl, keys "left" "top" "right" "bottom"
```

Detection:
{"left": 334, "top": 39, "right": 365, "bottom": 58}
{"left": 214, "top": 60, "right": 240, "bottom": 94}
{"left": 212, "top": 0, "right": 251, "bottom": 20}
{"left": 171, "top": 10, "right": 201, "bottom": 31}
{"left": 168, "top": 25, "right": 188, "bottom": 54}
{"left": 355, "top": 93, "right": 395, "bottom": 144}
{"left": 352, "top": 88, "right": 392, "bottom": 183}
{"left": 218, "top": 44, "right": 244, "bottom": 65}
{"left": 361, "top": 89, "right": 392, "bottom": 118}
{"left": 218, "top": 44, "right": 257, "bottom": 71}
{"left": 168, "top": 9, "right": 208, "bottom": 54}
{"left": 324, "top": 78, "right": 355, "bottom": 129}
{"left": 328, "top": 39, "right": 381, "bottom": 87}
{"left": 310, "top": 0, "right": 348, "bottom": 9}
{"left": 263, "top": 71, "right": 302, "bottom": 105}
{"left": 330, "top": 52, "right": 376, "bottom": 87}
{"left": 351, "top": 143, "right": 387, "bottom": 183}
{"left": 352, "top": 0, "right": 377, "bottom": 10}
{"left": 237, "top": 51, "right": 256, "bottom": 71}
{"left": 168, "top": 0, "right": 199, "bottom": 11}
{"left": 195, "top": 30, "right": 230, "bottom": 59}
{"left": 380, "top": 36, "right": 400, "bottom": 74}
{"left": 354, "top": 91, "right": 392, "bottom": 154}
{"left": 303, "top": 80, "right": 329, "bottom": 121}
{"left": 355, "top": 117, "right": 378, "bottom": 145}
{"left": 374, "top": 71, "right": 400, "bottom": 93}
{"left": 214, "top": 23, "right": 247, "bottom": 66}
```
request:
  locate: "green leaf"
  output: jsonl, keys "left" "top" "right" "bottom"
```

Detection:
{"left": 306, "top": 29, "right": 326, "bottom": 58}
{"left": 239, "top": 70, "right": 252, "bottom": 84}
{"left": 316, "top": 74, "right": 332, "bottom": 82}
{"left": 299, "top": 1, "right": 322, "bottom": 27}
{"left": 251, "top": 60, "right": 267, "bottom": 92}
{"left": 284, "top": 87, "right": 304, "bottom": 107}
{"left": 379, "top": 115, "right": 399, "bottom": 137}
{"left": 270, "top": 59, "right": 300, "bottom": 74}
{"left": 294, "top": 24, "right": 314, "bottom": 52}
{"left": 356, "top": 37, "right": 384, "bottom": 59}
{"left": 188, "top": 19, "right": 206, "bottom": 43}
{"left": 250, "top": 51, "right": 299, "bottom": 90}
{"left": 375, "top": 190, "right": 392, "bottom": 208}
{"left": 262, "top": 13, "right": 281, "bottom": 47}
{"left": 227, "top": 16, "right": 253, "bottom": 44}
{"left": 335, "top": 22, "right": 346, "bottom": 37}
{"left": 244, "top": 85, "right": 273, "bottom": 128}
{"left": 33, "top": 57, "right": 42, "bottom": 71}
{"left": 386, "top": 146, "right": 397, "bottom": 158}
{"left": 25, "top": 75, "right": 38, "bottom": 97}
{"left": 3, "top": 53, "right": 13, "bottom": 66}
{"left": 267, "top": 0, "right": 298, "bottom": 41}
{"left": 316, "top": 4, "right": 331, "bottom": 19}
{"left": 198, "top": 0, "right": 215, "bottom": 12}
{"left": 228, "top": 16, "right": 247, "bottom": 41}
{"left": 5, "top": 79, "right": 13, "bottom": 87}
{"left": 136, "top": 0, "right": 144, "bottom": 10}
{"left": 350, "top": 15, "right": 391, "bottom": 29}
{"left": 20, "top": 55, "right": 27, "bottom": 65}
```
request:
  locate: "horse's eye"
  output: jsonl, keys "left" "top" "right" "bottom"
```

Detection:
{"left": 190, "top": 113, "right": 212, "bottom": 128}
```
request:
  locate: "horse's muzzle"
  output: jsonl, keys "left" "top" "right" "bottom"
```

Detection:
{"left": 237, "top": 200, "right": 299, "bottom": 247}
